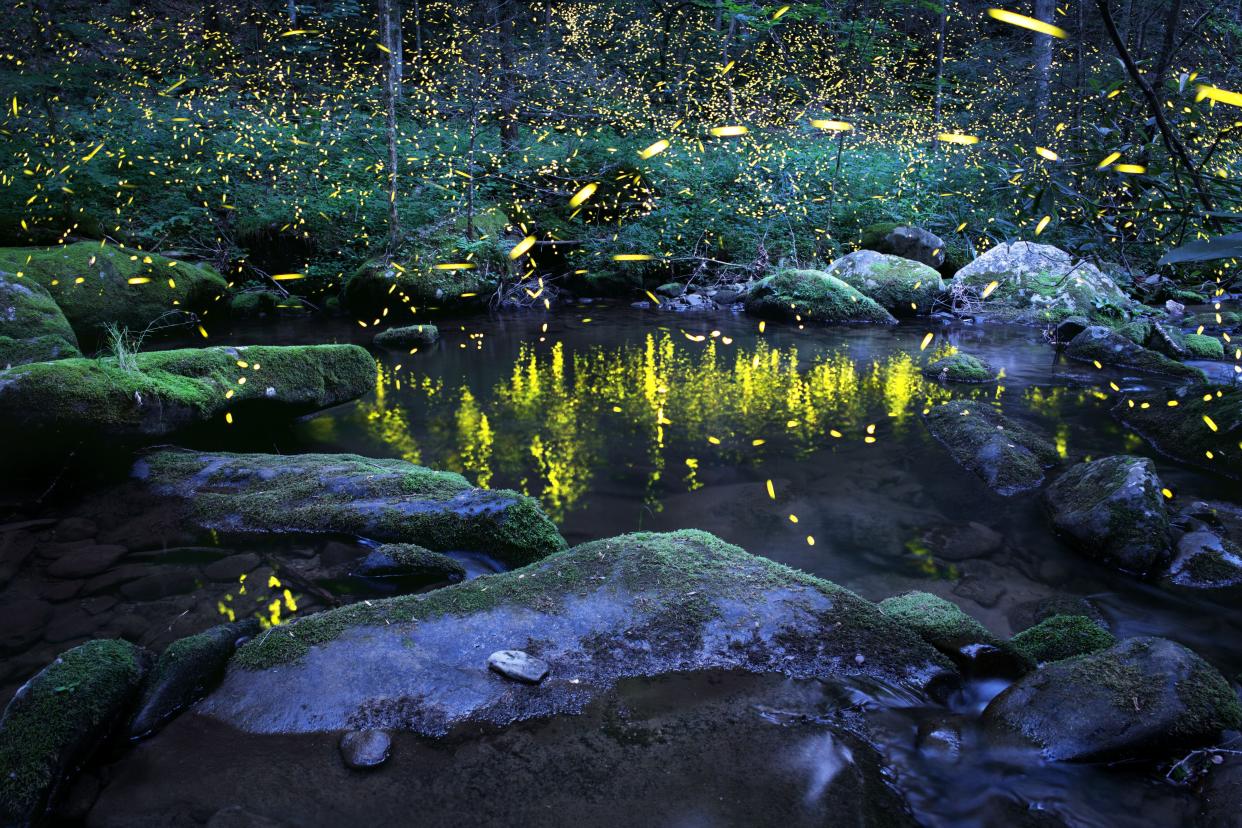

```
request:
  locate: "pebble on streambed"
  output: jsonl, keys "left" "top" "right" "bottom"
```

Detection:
{"left": 488, "top": 649, "right": 550, "bottom": 684}
{"left": 338, "top": 729, "right": 392, "bottom": 770}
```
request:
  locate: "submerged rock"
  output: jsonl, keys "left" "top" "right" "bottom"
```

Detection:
{"left": 0, "top": 271, "right": 82, "bottom": 367}
{"left": 824, "top": 250, "right": 945, "bottom": 316}
{"left": 878, "top": 591, "right": 1028, "bottom": 675}
{"left": 372, "top": 324, "right": 439, "bottom": 349}
{"left": 1115, "top": 386, "right": 1241, "bottom": 479}
{"left": 338, "top": 730, "right": 391, "bottom": 770}
{"left": 1008, "top": 615, "right": 1116, "bottom": 665}
{"left": 1043, "top": 455, "right": 1172, "bottom": 575}
{"left": 983, "top": 637, "right": 1242, "bottom": 761}
{"left": 0, "top": 639, "right": 148, "bottom": 824}
{"left": 193, "top": 531, "right": 954, "bottom": 735}
{"left": 488, "top": 649, "right": 550, "bottom": 684}
{"left": 135, "top": 449, "right": 566, "bottom": 566}
{"left": 129, "top": 620, "right": 260, "bottom": 739}
{"left": 351, "top": 543, "right": 466, "bottom": 585}
{"left": 0, "top": 243, "right": 227, "bottom": 345}
{"left": 859, "top": 223, "right": 947, "bottom": 269}
{"left": 0, "top": 344, "right": 376, "bottom": 441}
{"left": 1064, "top": 326, "right": 1205, "bottom": 379}
{"left": 953, "top": 242, "right": 1145, "bottom": 325}
{"left": 745, "top": 269, "right": 897, "bottom": 325}
{"left": 922, "top": 352, "right": 998, "bottom": 383}
{"left": 922, "top": 400, "right": 1058, "bottom": 495}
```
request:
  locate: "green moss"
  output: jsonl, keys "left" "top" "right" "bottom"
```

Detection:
{"left": 878, "top": 591, "right": 1000, "bottom": 653}
{"left": 233, "top": 529, "right": 945, "bottom": 674}
{"left": 1066, "top": 326, "right": 1205, "bottom": 380}
{"left": 1176, "top": 662, "right": 1242, "bottom": 736}
{"left": 923, "top": 400, "right": 1058, "bottom": 494}
{"left": 142, "top": 449, "right": 566, "bottom": 566}
{"left": 372, "top": 323, "right": 439, "bottom": 349}
{"left": 1182, "top": 547, "right": 1242, "bottom": 583}
{"left": 230, "top": 291, "right": 313, "bottom": 318}
{"left": 0, "top": 344, "right": 375, "bottom": 437}
{"left": 1010, "top": 615, "right": 1115, "bottom": 664}
{"left": 1183, "top": 333, "right": 1225, "bottom": 360}
{"left": 0, "top": 243, "right": 227, "bottom": 344}
{"left": 828, "top": 252, "right": 944, "bottom": 315}
{"left": 0, "top": 640, "right": 146, "bottom": 823}
{"left": 745, "top": 269, "right": 897, "bottom": 325}
{"left": 1116, "top": 386, "right": 1241, "bottom": 479}
{"left": 0, "top": 272, "right": 81, "bottom": 366}
{"left": 923, "top": 353, "right": 996, "bottom": 383}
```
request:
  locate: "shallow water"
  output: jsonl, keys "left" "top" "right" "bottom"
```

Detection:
{"left": 2, "top": 303, "right": 1240, "bottom": 825}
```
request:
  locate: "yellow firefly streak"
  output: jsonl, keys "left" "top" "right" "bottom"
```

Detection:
{"left": 986, "top": 8, "right": 1068, "bottom": 38}
{"left": 937, "top": 132, "right": 979, "bottom": 145}
{"left": 510, "top": 236, "right": 537, "bottom": 260}
{"left": 710, "top": 125, "right": 749, "bottom": 137}
{"left": 1195, "top": 85, "right": 1242, "bottom": 108}
{"left": 613, "top": 254, "right": 653, "bottom": 261}
{"left": 638, "top": 139, "right": 670, "bottom": 159}
{"left": 1035, "top": 215, "right": 1052, "bottom": 236}
{"left": 810, "top": 119, "right": 853, "bottom": 131}
{"left": 981, "top": 280, "right": 1000, "bottom": 298}
{"left": 569, "top": 182, "right": 597, "bottom": 207}
{"left": 920, "top": 332, "right": 934, "bottom": 351}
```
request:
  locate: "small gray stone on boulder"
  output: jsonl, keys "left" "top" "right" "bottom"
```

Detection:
{"left": 338, "top": 729, "right": 392, "bottom": 769}
{"left": 488, "top": 650, "right": 550, "bottom": 684}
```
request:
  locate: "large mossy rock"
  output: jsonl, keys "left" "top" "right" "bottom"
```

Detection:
{"left": 1008, "top": 615, "right": 1116, "bottom": 665}
{"left": 135, "top": 449, "right": 566, "bottom": 567}
{"left": 372, "top": 323, "right": 439, "bottom": 349}
{"left": 0, "top": 639, "right": 148, "bottom": 824}
{"left": 922, "top": 352, "right": 997, "bottom": 383}
{"left": 1064, "top": 326, "right": 1205, "bottom": 380}
{"left": 0, "top": 243, "right": 227, "bottom": 344}
{"left": 193, "top": 531, "right": 955, "bottom": 733}
{"left": 0, "top": 272, "right": 82, "bottom": 367}
{"left": 922, "top": 400, "right": 1058, "bottom": 495}
{"left": 825, "top": 250, "right": 945, "bottom": 316}
{"left": 983, "top": 637, "right": 1242, "bottom": 761}
{"left": 0, "top": 344, "right": 375, "bottom": 441}
{"left": 342, "top": 259, "right": 493, "bottom": 317}
{"left": 1043, "top": 455, "right": 1172, "bottom": 575}
{"left": 745, "top": 269, "right": 897, "bottom": 325}
{"left": 129, "top": 620, "right": 259, "bottom": 740}
{"left": 859, "top": 223, "right": 947, "bottom": 269}
{"left": 1115, "top": 386, "right": 1241, "bottom": 479}
{"left": 953, "top": 241, "right": 1145, "bottom": 325}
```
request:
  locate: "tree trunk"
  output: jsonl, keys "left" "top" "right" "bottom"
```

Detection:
{"left": 493, "top": 0, "right": 520, "bottom": 150}
{"left": 932, "top": 2, "right": 948, "bottom": 135}
{"left": 391, "top": 0, "right": 403, "bottom": 95}
{"left": 287, "top": 0, "right": 296, "bottom": 26}
{"left": 1032, "top": 0, "right": 1055, "bottom": 144}
{"left": 379, "top": 0, "right": 401, "bottom": 255}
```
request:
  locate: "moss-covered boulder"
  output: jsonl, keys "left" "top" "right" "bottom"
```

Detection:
{"left": 1115, "top": 386, "right": 1241, "bottom": 479}
{"left": 190, "top": 531, "right": 955, "bottom": 734}
{"left": 0, "top": 344, "right": 375, "bottom": 441}
{"left": 859, "top": 224, "right": 947, "bottom": 269}
{"left": 878, "top": 591, "right": 1028, "bottom": 675}
{"left": 1043, "top": 455, "right": 1172, "bottom": 575}
{"left": 371, "top": 323, "right": 439, "bottom": 350}
{"left": 1008, "top": 615, "right": 1116, "bottom": 665}
{"left": 1064, "top": 326, "right": 1205, "bottom": 380}
{"left": 922, "top": 400, "right": 1059, "bottom": 495}
{"left": 1167, "top": 530, "right": 1242, "bottom": 589}
{"left": 983, "top": 637, "right": 1242, "bottom": 761}
{"left": 229, "top": 290, "right": 314, "bottom": 319}
{"left": 0, "top": 639, "right": 148, "bottom": 824}
{"left": 825, "top": 250, "right": 945, "bottom": 316}
{"left": 922, "top": 353, "right": 997, "bottom": 383}
{"left": 342, "top": 258, "right": 493, "bottom": 317}
{"left": 1184, "top": 333, "right": 1225, "bottom": 360}
{"left": 745, "top": 269, "right": 897, "bottom": 325}
{"left": 128, "top": 620, "right": 259, "bottom": 740}
{"left": 954, "top": 242, "right": 1146, "bottom": 325}
{"left": 0, "top": 243, "right": 227, "bottom": 344}
{"left": 0, "top": 272, "right": 82, "bottom": 367}
{"left": 350, "top": 543, "right": 466, "bottom": 586}
{"left": 135, "top": 449, "right": 566, "bottom": 567}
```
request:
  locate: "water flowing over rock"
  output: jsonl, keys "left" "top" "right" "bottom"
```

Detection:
{"left": 824, "top": 250, "right": 945, "bottom": 316}
{"left": 191, "top": 531, "right": 955, "bottom": 735}
{"left": 0, "top": 344, "right": 376, "bottom": 442}
{"left": 745, "top": 269, "right": 897, "bottom": 325}
{"left": 1043, "top": 455, "right": 1172, "bottom": 575}
{"left": 133, "top": 449, "right": 566, "bottom": 566}
{"left": 954, "top": 242, "right": 1145, "bottom": 325}
{"left": 922, "top": 400, "right": 1058, "bottom": 495}
{"left": 983, "top": 637, "right": 1242, "bottom": 761}
{"left": 0, "top": 271, "right": 82, "bottom": 367}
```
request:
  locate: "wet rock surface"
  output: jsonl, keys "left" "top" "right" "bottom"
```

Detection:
{"left": 372, "top": 324, "right": 439, "bottom": 349}
{"left": 745, "top": 268, "right": 897, "bottom": 325}
{"left": 1064, "top": 326, "right": 1204, "bottom": 379}
{"left": 823, "top": 250, "right": 945, "bottom": 316}
{"left": 1115, "top": 386, "right": 1241, "bottom": 479}
{"left": 338, "top": 729, "right": 391, "bottom": 769}
{"left": 1043, "top": 455, "right": 1172, "bottom": 575}
{"left": 86, "top": 672, "right": 920, "bottom": 828}
{"left": 923, "top": 400, "right": 1058, "bottom": 495}
{"left": 192, "top": 531, "right": 954, "bottom": 735}
{"left": 488, "top": 649, "right": 550, "bottom": 684}
{"left": 983, "top": 637, "right": 1242, "bottom": 761}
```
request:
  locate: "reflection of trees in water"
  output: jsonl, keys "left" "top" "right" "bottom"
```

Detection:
{"left": 359, "top": 333, "right": 980, "bottom": 522}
